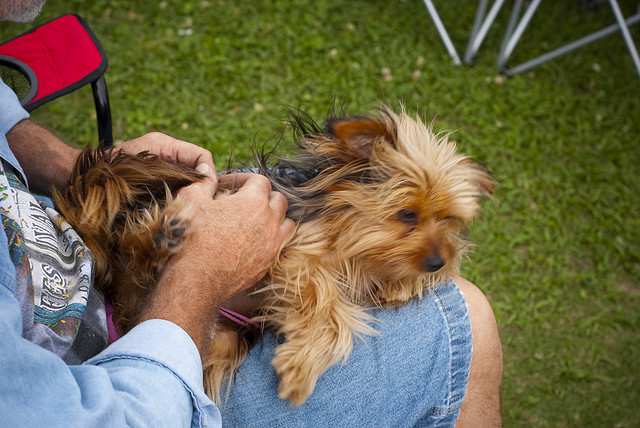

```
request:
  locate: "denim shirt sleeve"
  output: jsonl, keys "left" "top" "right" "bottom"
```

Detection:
{"left": 0, "top": 223, "right": 221, "bottom": 428}
{"left": 85, "top": 319, "right": 222, "bottom": 427}
{"left": 0, "top": 77, "right": 30, "bottom": 185}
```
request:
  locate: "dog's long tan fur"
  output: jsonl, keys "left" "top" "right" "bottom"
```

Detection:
{"left": 53, "top": 106, "right": 493, "bottom": 407}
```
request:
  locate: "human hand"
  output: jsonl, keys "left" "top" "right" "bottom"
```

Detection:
{"left": 116, "top": 131, "right": 216, "bottom": 179}
{"left": 138, "top": 168, "right": 295, "bottom": 352}
{"left": 179, "top": 170, "right": 295, "bottom": 291}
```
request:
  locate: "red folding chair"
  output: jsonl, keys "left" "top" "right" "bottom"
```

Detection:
{"left": 0, "top": 14, "right": 113, "bottom": 146}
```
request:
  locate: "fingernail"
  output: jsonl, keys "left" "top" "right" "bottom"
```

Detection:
{"left": 196, "top": 163, "right": 211, "bottom": 174}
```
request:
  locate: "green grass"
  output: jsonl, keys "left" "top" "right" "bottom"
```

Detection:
{"left": 3, "top": 1, "right": 640, "bottom": 426}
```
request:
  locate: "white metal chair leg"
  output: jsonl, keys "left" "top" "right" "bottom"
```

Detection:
{"left": 498, "top": 0, "right": 525, "bottom": 62}
{"left": 422, "top": 0, "right": 462, "bottom": 65}
{"left": 463, "top": 0, "right": 508, "bottom": 64}
{"left": 608, "top": 0, "right": 640, "bottom": 78}
{"left": 500, "top": 1, "right": 640, "bottom": 78}
{"left": 496, "top": 0, "right": 543, "bottom": 68}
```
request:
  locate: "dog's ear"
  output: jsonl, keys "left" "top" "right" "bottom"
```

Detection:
{"left": 327, "top": 118, "right": 393, "bottom": 159}
{"left": 461, "top": 158, "right": 495, "bottom": 195}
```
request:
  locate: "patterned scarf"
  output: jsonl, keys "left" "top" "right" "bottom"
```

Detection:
{"left": 0, "top": 161, "right": 108, "bottom": 364}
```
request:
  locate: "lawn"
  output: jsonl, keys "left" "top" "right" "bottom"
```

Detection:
{"left": 2, "top": 1, "right": 639, "bottom": 426}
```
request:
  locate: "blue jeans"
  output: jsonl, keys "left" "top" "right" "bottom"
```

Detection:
{"left": 221, "top": 279, "right": 472, "bottom": 427}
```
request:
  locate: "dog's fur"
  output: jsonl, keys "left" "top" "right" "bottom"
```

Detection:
{"left": 52, "top": 106, "right": 493, "bottom": 407}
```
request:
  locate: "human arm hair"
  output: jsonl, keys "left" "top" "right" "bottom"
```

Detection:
{"left": 6, "top": 119, "right": 80, "bottom": 195}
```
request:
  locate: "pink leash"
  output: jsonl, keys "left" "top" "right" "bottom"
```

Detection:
{"left": 105, "top": 303, "right": 259, "bottom": 345}
{"left": 218, "top": 307, "right": 260, "bottom": 331}
{"left": 105, "top": 301, "right": 121, "bottom": 343}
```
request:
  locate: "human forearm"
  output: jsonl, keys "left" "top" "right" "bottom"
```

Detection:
{"left": 6, "top": 119, "right": 80, "bottom": 194}
{"left": 138, "top": 259, "right": 222, "bottom": 354}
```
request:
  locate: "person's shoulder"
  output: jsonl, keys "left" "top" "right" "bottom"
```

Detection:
{"left": 453, "top": 276, "right": 493, "bottom": 314}
{"left": 453, "top": 275, "right": 503, "bottom": 427}
{"left": 0, "top": 78, "right": 30, "bottom": 136}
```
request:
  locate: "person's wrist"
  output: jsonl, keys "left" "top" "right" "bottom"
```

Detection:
{"left": 138, "top": 258, "right": 223, "bottom": 353}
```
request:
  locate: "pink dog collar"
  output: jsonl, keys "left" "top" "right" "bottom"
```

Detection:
{"left": 218, "top": 307, "right": 260, "bottom": 331}
{"left": 105, "top": 301, "right": 121, "bottom": 343}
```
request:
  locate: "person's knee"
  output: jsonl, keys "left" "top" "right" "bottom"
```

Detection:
{"left": 454, "top": 276, "right": 503, "bottom": 427}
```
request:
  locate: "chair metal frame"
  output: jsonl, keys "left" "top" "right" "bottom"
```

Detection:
{"left": 422, "top": 0, "right": 508, "bottom": 65}
{"left": 0, "top": 14, "right": 113, "bottom": 146}
{"left": 422, "top": 0, "right": 640, "bottom": 79}
{"left": 498, "top": 0, "right": 640, "bottom": 78}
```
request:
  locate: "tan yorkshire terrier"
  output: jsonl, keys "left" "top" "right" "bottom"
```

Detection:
{"left": 52, "top": 106, "right": 494, "bottom": 407}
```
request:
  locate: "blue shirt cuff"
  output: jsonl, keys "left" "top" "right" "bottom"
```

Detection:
{"left": 86, "top": 319, "right": 221, "bottom": 427}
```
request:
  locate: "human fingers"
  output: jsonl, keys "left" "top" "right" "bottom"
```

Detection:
{"left": 235, "top": 176, "right": 292, "bottom": 243}
{"left": 162, "top": 139, "right": 216, "bottom": 173}
{"left": 268, "top": 190, "right": 289, "bottom": 221}
{"left": 233, "top": 173, "right": 273, "bottom": 198}
{"left": 218, "top": 172, "right": 262, "bottom": 192}
{"left": 177, "top": 163, "right": 218, "bottom": 201}
{"left": 117, "top": 132, "right": 175, "bottom": 155}
{"left": 118, "top": 132, "right": 216, "bottom": 173}
{"left": 277, "top": 217, "right": 296, "bottom": 246}
{"left": 243, "top": 214, "right": 295, "bottom": 287}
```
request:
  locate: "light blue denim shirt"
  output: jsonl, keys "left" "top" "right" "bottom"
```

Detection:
{"left": 0, "top": 78, "right": 221, "bottom": 427}
{"left": 0, "top": 78, "right": 28, "bottom": 184}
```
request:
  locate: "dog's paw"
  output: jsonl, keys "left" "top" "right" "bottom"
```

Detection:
{"left": 153, "top": 203, "right": 194, "bottom": 254}
{"left": 276, "top": 363, "right": 317, "bottom": 406}
{"left": 272, "top": 346, "right": 322, "bottom": 406}
{"left": 154, "top": 217, "right": 188, "bottom": 251}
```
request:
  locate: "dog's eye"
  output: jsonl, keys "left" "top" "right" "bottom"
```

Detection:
{"left": 397, "top": 209, "right": 419, "bottom": 224}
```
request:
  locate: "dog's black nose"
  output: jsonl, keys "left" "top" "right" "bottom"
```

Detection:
{"left": 423, "top": 256, "right": 445, "bottom": 272}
